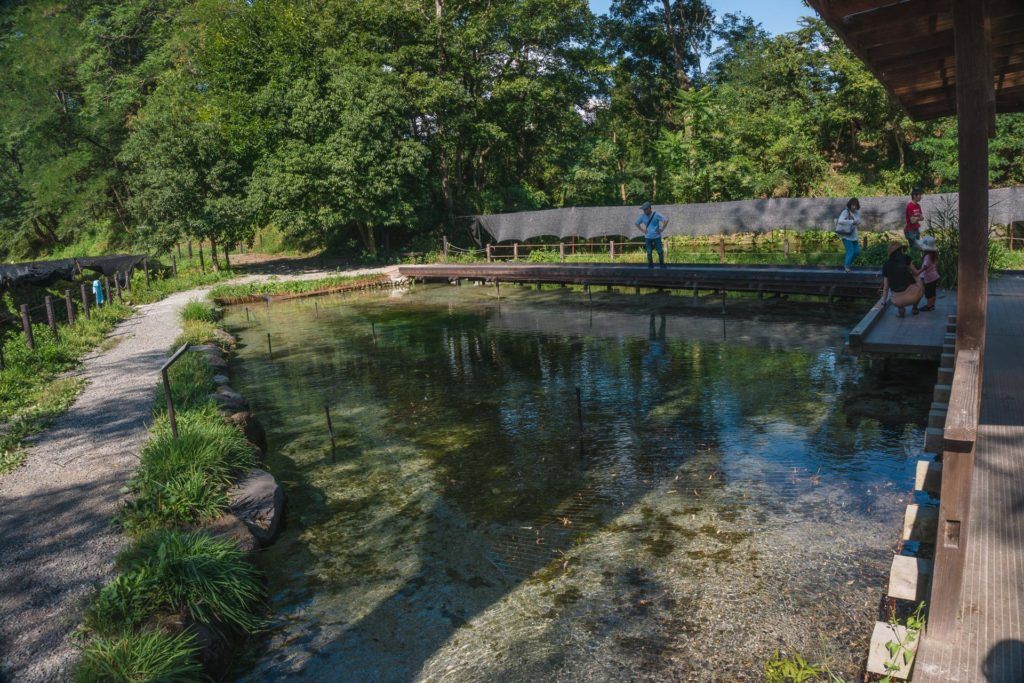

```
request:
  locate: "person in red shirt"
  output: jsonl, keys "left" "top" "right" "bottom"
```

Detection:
{"left": 905, "top": 187, "right": 924, "bottom": 249}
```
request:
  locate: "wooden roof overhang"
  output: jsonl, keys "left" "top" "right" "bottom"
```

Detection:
{"left": 808, "top": 0, "right": 1024, "bottom": 121}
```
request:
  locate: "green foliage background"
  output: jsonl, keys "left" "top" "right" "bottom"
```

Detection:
{"left": 2, "top": 0, "right": 1023, "bottom": 260}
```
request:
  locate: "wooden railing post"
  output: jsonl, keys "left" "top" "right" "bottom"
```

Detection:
{"left": 20, "top": 304, "right": 34, "bottom": 349}
{"left": 80, "top": 283, "right": 91, "bottom": 319}
{"left": 64, "top": 289, "right": 75, "bottom": 325}
{"left": 609, "top": 240, "right": 615, "bottom": 260}
{"left": 559, "top": 242, "right": 565, "bottom": 262}
{"left": 442, "top": 236, "right": 449, "bottom": 262}
{"left": 513, "top": 242, "right": 519, "bottom": 260}
{"left": 44, "top": 295, "right": 56, "bottom": 334}
{"left": 486, "top": 244, "right": 492, "bottom": 262}
{"left": 718, "top": 237, "right": 726, "bottom": 263}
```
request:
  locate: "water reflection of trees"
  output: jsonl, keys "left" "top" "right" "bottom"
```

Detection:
{"left": 228, "top": 298, "right": 921, "bottom": 680}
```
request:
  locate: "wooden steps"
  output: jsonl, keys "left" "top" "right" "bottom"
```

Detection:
{"left": 867, "top": 314, "right": 957, "bottom": 680}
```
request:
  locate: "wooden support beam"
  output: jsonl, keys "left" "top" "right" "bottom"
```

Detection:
{"left": 954, "top": 0, "right": 992, "bottom": 353}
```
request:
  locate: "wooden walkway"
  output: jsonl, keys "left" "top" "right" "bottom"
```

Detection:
{"left": 399, "top": 263, "right": 883, "bottom": 300}
{"left": 849, "top": 288, "right": 957, "bottom": 359}
{"left": 915, "top": 274, "right": 1024, "bottom": 682}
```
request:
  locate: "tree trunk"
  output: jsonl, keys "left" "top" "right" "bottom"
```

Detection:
{"left": 210, "top": 238, "right": 220, "bottom": 271}
{"left": 660, "top": 0, "right": 692, "bottom": 91}
{"left": 223, "top": 243, "right": 230, "bottom": 270}
{"left": 358, "top": 224, "right": 377, "bottom": 257}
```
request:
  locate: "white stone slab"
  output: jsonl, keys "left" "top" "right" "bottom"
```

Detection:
{"left": 867, "top": 621, "right": 919, "bottom": 679}
{"left": 888, "top": 554, "right": 934, "bottom": 601}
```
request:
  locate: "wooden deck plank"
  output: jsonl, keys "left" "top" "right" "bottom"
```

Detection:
{"left": 914, "top": 274, "right": 1024, "bottom": 682}
{"left": 855, "top": 288, "right": 956, "bottom": 358}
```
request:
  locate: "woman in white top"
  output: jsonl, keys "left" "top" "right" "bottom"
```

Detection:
{"left": 835, "top": 197, "right": 861, "bottom": 272}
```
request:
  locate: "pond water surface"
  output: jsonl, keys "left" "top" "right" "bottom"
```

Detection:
{"left": 224, "top": 284, "right": 931, "bottom": 682}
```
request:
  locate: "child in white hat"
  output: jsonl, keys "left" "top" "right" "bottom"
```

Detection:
{"left": 918, "top": 236, "right": 940, "bottom": 312}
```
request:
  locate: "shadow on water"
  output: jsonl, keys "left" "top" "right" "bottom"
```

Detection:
{"left": 226, "top": 285, "right": 931, "bottom": 681}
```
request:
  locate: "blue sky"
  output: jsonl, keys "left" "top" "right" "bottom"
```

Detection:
{"left": 588, "top": 0, "right": 813, "bottom": 36}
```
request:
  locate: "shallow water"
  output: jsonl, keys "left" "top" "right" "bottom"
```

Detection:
{"left": 224, "top": 285, "right": 932, "bottom": 682}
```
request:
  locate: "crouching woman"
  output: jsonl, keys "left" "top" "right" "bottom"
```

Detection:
{"left": 882, "top": 242, "right": 923, "bottom": 318}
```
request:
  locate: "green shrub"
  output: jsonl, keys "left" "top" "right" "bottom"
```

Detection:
{"left": 180, "top": 300, "right": 216, "bottom": 324}
{"left": 120, "top": 407, "right": 255, "bottom": 532}
{"left": 75, "top": 629, "right": 201, "bottom": 683}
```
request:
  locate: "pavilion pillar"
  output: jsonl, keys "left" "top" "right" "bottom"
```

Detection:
{"left": 952, "top": 0, "right": 992, "bottom": 355}
{"left": 927, "top": 0, "right": 993, "bottom": 640}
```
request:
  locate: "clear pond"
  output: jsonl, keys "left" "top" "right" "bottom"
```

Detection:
{"left": 224, "top": 284, "right": 931, "bottom": 682}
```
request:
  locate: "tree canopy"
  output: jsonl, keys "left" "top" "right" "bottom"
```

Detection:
{"left": 1, "top": 0, "right": 1022, "bottom": 259}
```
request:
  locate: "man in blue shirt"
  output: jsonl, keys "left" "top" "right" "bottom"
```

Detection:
{"left": 634, "top": 201, "right": 669, "bottom": 269}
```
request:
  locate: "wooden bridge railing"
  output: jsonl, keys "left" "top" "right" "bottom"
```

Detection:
{"left": 927, "top": 347, "right": 982, "bottom": 638}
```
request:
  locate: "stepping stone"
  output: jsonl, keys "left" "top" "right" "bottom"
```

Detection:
{"left": 888, "top": 555, "right": 933, "bottom": 602}
{"left": 866, "top": 621, "right": 919, "bottom": 679}
{"left": 914, "top": 461, "right": 942, "bottom": 495}
{"left": 902, "top": 504, "right": 939, "bottom": 542}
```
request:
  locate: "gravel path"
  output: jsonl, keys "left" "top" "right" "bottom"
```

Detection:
{"left": 0, "top": 266, "right": 396, "bottom": 682}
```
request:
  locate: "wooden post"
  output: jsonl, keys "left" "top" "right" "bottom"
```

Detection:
{"left": 486, "top": 244, "right": 492, "bottom": 262}
{"left": 223, "top": 243, "right": 230, "bottom": 270}
{"left": 103, "top": 276, "right": 111, "bottom": 306}
{"left": 172, "top": 254, "right": 178, "bottom": 277}
{"left": 513, "top": 242, "right": 519, "bottom": 261}
{"left": 442, "top": 236, "right": 449, "bottom": 262}
{"left": 783, "top": 236, "right": 791, "bottom": 259}
{"left": 44, "top": 296, "right": 56, "bottom": 334}
{"left": 81, "top": 283, "right": 91, "bottom": 319}
{"left": 718, "top": 237, "right": 726, "bottom": 263}
{"left": 114, "top": 273, "right": 123, "bottom": 302}
{"left": 187, "top": 240, "right": 193, "bottom": 258}
{"left": 143, "top": 257, "right": 150, "bottom": 286}
{"left": 609, "top": 240, "right": 615, "bottom": 260}
{"left": 952, "top": 0, "right": 991, "bottom": 354}
{"left": 20, "top": 304, "right": 34, "bottom": 349}
{"left": 161, "top": 366, "right": 179, "bottom": 440}
{"left": 176, "top": 242, "right": 182, "bottom": 258}
{"left": 559, "top": 242, "right": 565, "bottom": 262}
{"left": 64, "top": 290, "right": 75, "bottom": 325}
{"left": 267, "top": 333, "right": 272, "bottom": 358}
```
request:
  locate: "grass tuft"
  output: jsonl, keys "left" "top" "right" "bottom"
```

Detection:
{"left": 75, "top": 628, "right": 202, "bottom": 683}
{"left": 82, "top": 530, "right": 264, "bottom": 637}
{"left": 119, "top": 407, "right": 255, "bottom": 532}
{"left": 180, "top": 300, "right": 216, "bottom": 324}
{"left": 175, "top": 319, "right": 224, "bottom": 349}
{"left": 153, "top": 351, "right": 215, "bottom": 417}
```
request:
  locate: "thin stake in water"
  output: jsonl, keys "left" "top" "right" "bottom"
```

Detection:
{"left": 245, "top": 307, "right": 250, "bottom": 323}
{"left": 371, "top": 321, "right": 377, "bottom": 343}
{"left": 267, "top": 333, "right": 273, "bottom": 358}
{"left": 324, "top": 405, "right": 337, "bottom": 463}
{"left": 575, "top": 387, "right": 583, "bottom": 432}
